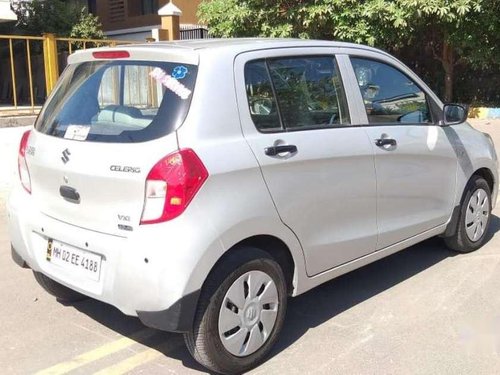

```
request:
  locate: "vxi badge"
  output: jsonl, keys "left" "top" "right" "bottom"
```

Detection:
{"left": 110, "top": 165, "right": 141, "bottom": 173}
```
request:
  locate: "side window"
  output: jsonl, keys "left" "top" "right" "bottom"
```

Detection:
{"left": 351, "top": 58, "right": 431, "bottom": 124}
{"left": 268, "top": 56, "right": 350, "bottom": 129}
{"left": 244, "top": 56, "right": 350, "bottom": 132}
{"left": 244, "top": 60, "right": 282, "bottom": 131}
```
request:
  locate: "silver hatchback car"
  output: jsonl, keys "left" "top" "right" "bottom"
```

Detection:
{"left": 8, "top": 39, "right": 498, "bottom": 374}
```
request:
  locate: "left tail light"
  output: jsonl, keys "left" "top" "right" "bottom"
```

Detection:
{"left": 18, "top": 130, "right": 32, "bottom": 194}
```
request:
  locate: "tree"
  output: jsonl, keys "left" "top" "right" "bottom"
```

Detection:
{"left": 11, "top": 0, "right": 105, "bottom": 40}
{"left": 70, "top": 9, "right": 106, "bottom": 41}
{"left": 198, "top": 0, "right": 500, "bottom": 102}
{"left": 11, "top": 0, "right": 82, "bottom": 36}
{"left": 388, "top": 0, "right": 500, "bottom": 102}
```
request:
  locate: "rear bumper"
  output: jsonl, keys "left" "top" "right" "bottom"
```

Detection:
{"left": 7, "top": 185, "right": 216, "bottom": 332}
{"left": 11, "top": 242, "right": 199, "bottom": 331}
{"left": 11, "top": 245, "right": 29, "bottom": 269}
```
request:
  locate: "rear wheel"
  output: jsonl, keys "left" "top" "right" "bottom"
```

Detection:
{"left": 445, "top": 176, "right": 492, "bottom": 253}
{"left": 184, "top": 248, "right": 287, "bottom": 374}
{"left": 33, "top": 271, "right": 87, "bottom": 302}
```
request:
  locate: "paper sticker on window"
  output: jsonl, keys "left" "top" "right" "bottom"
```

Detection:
{"left": 150, "top": 67, "right": 192, "bottom": 100}
{"left": 64, "top": 125, "right": 91, "bottom": 141}
{"left": 172, "top": 66, "right": 188, "bottom": 80}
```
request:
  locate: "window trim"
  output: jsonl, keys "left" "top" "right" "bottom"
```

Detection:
{"left": 243, "top": 55, "right": 352, "bottom": 134}
{"left": 264, "top": 59, "right": 285, "bottom": 132}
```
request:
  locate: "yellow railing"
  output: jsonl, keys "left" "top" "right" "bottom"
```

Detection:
{"left": 0, "top": 34, "right": 139, "bottom": 115}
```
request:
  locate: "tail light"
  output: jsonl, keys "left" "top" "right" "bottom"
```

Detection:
{"left": 140, "top": 149, "right": 208, "bottom": 224}
{"left": 18, "top": 130, "right": 32, "bottom": 194}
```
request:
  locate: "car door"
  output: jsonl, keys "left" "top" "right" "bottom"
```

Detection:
{"left": 234, "top": 50, "right": 378, "bottom": 276}
{"left": 347, "top": 56, "right": 458, "bottom": 249}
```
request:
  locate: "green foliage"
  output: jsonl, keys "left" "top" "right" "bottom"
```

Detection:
{"left": 13, "top": 0, "right": 82, "bottom": 36}
{"left": 70, "top": 10, "right": 106, "bottom": 40}
{"left": 446, "top": 0, "right": 500, "bottom": 68}
{"left": 199, "top": 0, "right": 499, "bottom": 103}
{"left": 12, "top": 0, "right": 105, "bottom": 39}
{"left": 198, "top": 0, "right": 494, "bottom": 48}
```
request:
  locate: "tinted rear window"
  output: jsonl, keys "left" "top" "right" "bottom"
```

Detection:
{"left": 36, "top": 60, "right": 197, "bottom": 143}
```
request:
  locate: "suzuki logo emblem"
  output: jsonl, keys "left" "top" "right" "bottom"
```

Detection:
{"left": 61, "top": 149, "right": 71, "bottom": 164}
{"left": 245, "top": 306, "right": 257, "bottom": 322}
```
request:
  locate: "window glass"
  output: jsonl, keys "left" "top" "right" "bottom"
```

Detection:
{"left": 244, "top": 56, "right": 350, "bottom": 132}
{"left": 268, "top": 56, "right": 350, "bottom": 129}
{"left": 351, "top": 58, "right": 431, "bottom": 124}
{"left": 36, "top": 61, "right": 197, "bottom": 143}
{"left": 244, "top": 60, "right": 282, "bottom": 131}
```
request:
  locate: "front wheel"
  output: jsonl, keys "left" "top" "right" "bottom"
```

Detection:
{"left": 184, "top": 248, "right": 287, "bottom": 374}
{"left": 445, "top": 176, "right": 492, "bottom": 253}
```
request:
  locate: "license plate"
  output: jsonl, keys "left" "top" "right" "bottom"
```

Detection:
{"left": 46, "top": 239, "right": 102, "bottom": 282}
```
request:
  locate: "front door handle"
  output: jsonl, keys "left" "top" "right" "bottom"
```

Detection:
{"left": 375, "top": 138, "right": 397, "bottom": 147}
{"left": 265, "top": 144, "right": 298, "bottom": 156}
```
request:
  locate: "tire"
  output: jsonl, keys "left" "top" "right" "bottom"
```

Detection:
{"left": 444, "top": 176, "right": 492, "bottom": 253}
{"left": 33, "top": 271, "right": 87, "bottom": 302}
{"left": 184, "top": 247, "right": 288, "bottom": 374}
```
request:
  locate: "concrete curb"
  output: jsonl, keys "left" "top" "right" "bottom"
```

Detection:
{"left": 0, "top": 116, "right": 37, "bottom": 128}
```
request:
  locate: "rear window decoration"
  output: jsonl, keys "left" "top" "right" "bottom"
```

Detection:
{"left": 64, "top": 125, "right": 91, "bottom": 141}
{"left": 150, "top": 67, "right": 192, "bottom": 99}
{"left": 172, "top": 65, "right": 188, "bottom": 80}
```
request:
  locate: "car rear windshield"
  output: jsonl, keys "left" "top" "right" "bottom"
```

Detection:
{"left": 36, "top": 60, "right": 198, "bottom": 143}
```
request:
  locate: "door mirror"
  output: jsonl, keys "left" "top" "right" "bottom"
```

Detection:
{"left": 443, "top": 104, "right": 468, "bottom": 125}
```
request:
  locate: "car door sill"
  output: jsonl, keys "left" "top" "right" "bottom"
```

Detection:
{"left": 295, "top": 223, "right": 448, "bottom": 296}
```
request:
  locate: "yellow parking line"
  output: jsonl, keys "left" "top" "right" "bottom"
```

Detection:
{"left": 35, "top": 329, "right": 154, "bottom": 375}
{"left": 93, "top": 348, "right": 164, "bottom": 375}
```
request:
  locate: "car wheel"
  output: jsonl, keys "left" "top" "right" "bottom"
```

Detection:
{"left": 445, "top": 176, "right": 492, "bottom": 253}
{"left": 33, "top": 271, "right": 87, "bottom": 302}
{"left": 184, "top": 247, "right": 287, "bottom": 374}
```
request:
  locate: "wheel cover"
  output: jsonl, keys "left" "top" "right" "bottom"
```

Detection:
{"left": 465, "top": 188, "right": 490, "bottom": 242}
{"left": 218, "top": 270, "right": 279, "bottom": 357}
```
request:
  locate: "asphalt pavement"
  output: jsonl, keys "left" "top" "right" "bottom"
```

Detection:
{"left": 1, "top": 120, "right": 500, "bottom": 374}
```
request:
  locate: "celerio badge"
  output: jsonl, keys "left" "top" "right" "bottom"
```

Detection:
{"left": 110, "top": 165, "right": 141, "bottom": 173}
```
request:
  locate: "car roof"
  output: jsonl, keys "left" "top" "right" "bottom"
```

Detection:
{"left": 126, "top": 38, "right": 383, "bottom": 54}
{"left": 68, "top": 38, "right": 391, "bottom": 65}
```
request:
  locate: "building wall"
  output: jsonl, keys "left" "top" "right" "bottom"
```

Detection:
{"left": 96, "top": 0, "right": 202, "bottom": 32}
{"left": 0, "top": 0, "right": 17, "bottom": 22}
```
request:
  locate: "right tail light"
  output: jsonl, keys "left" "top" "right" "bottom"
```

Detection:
{"left": 140, "top": 149, "right": 208, "bottom": 224}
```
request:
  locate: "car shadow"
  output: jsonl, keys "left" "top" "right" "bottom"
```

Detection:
{"left": 71, "top": 214, "right": 500, "bottom": 373}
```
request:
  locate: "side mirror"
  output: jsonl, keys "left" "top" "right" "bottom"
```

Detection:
{"left": 443, "top": 104, "right": 468, "bottom": 125}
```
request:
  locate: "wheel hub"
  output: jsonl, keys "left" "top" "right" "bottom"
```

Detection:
{"left": 465, "top": 188, "right": 490, "bottom": 242}
{"left": 243, "top": 302, "right": 260, "bottom": 326}
{"left": 218, "top": 270, "right": 279, "bottom": 357}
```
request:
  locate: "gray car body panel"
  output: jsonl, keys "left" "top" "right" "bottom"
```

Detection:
{"left": 7, "top": 39, "right": 499, "bottom": 326}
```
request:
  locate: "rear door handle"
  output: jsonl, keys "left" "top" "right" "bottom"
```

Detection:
{"left": 375, "top": 138, "right": 397, "bottom": 147}
{"left": 265, "top": 144, "right": 298, "bottom": 156}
